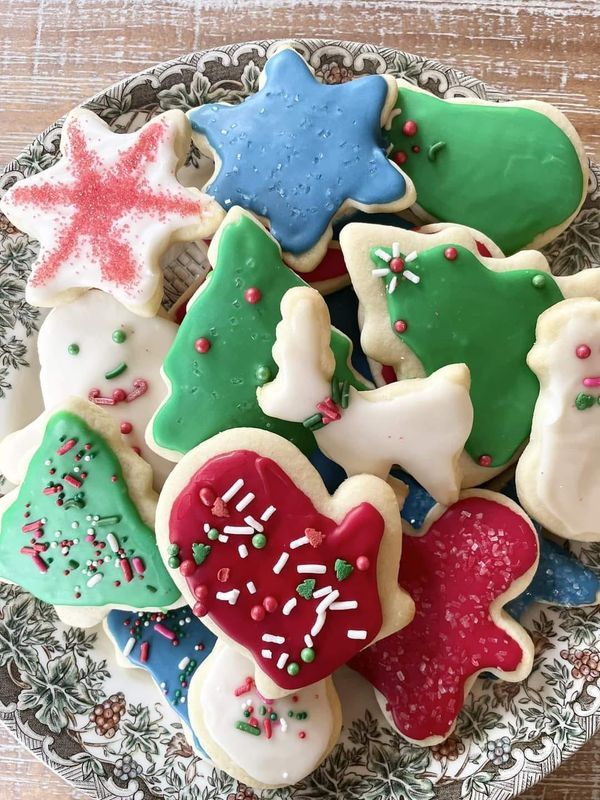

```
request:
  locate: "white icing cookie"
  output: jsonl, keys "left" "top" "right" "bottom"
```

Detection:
{"left": 187, "top": 644, "right": 341, "bottom": 788}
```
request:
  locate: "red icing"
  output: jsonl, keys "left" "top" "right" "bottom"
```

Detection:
{"left": 476, "top": 240, "right": 492, "bottom": 258}
{"left": 380, "top": 364, "right": 397, "bottom": 385}
{"left": 13, "top": 115, "right": 202, "bottom": 294}
{"left": 349, "top": 496, "right": 538, "bottom": 742}
{"left": 168, "top": 450, "right": 385, "bottom": 689}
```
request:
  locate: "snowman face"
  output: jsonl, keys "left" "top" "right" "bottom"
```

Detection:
{"left": 38, "top": 290, "right": 177, "bottom": 487}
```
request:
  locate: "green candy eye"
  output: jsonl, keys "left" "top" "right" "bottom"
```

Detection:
{"left": 112, "top": 329, "right": 127, "bottom": 344}
{"left": 67, "top": 343, "right": 79, "bottom": 355}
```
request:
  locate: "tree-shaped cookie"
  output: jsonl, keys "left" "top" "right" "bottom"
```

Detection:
{"left": 147, "top": 208, "right": 368, "bottom": 462}
{"left": 517, "top": 298, "right": 600, "bottom": 541}
{"left": 349, "top": 490, "right": 538, "bottom": 745}
{"left": 156, "top": 428, "right": 414, "bottom": 697}
{"left": 188, "top": 47, "right": 414, "bottom": 273}
{"left": 386, "top": 81, "right": 588, "bottom": 254}
{"left": 0, "top": 398, "right": 180, "bottom": 625}
{"left": 340, "top": 223, "right": 600, "bottom": 486}
{"left": 257, "top": 286, "right": 473, "bottom": 504}
{"left": 0, "top": 108, "right": 223, "bottom": 316}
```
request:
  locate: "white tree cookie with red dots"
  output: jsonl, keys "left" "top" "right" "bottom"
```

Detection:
{"left": 257, "top": 285, "right": 473, "bottom": 505}
{"left": 340, "top": 223, "right": 600, "bottom": 487}
{"left": 517, "top": 298, "right": 600, "bottom": 541}
{"left": 155, "top": 427, "right": 414, "bottom": 698}
{"left": 187, "top": 643, "right": 342, "bottom": 788}
{"left": 0, "top": 108, "right": 223, "bottom": 316}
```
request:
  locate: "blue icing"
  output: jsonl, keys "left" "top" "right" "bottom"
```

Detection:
{"left": 106, "top": 607, "right": 217, "bottom": 754}
{"left": 188, "top": 49, "right": 407, "bottom": 255}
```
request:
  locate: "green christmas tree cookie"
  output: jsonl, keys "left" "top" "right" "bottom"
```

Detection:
{"left": 0, "top": 398, "right": 180, "bottom": 619}
{"left": 386, "top": 81, "right": 587, "bottom": 254}
{"left": 149, "top": 208, "right": 368, "bottom": 460}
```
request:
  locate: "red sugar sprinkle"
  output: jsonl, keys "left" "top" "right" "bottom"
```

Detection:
{"left": 56, "top": 438, "right": 77, "bottom": 455}
{"left": 193, "top": 601, "right": 208, "bottom": 617}
{"left": 576, "top": 344, "right": 591, "bottom": 359}
{"left": 194, "top": 337, "right": 211, "bottom": 354}
{"left": 249, "top": 716, "right": 259, "bottom": 727}
{"left": 264, "top": 718, "right": 272, "bottom": 739}
{"left": 111, "top": 475, "right": 118, "bottom": 482}
{"left": 292, "top": 695, "right": 299, "bottom": 703}
{"left": 211, "top": 498, "right": 229, "bottom": 518}
{"left": 154, "top": 623, "right": 176, "bottom": 641}
{"left": 140, "top": 641, "right": 150, "bottom": 663}
{"left": 402, "top": 120, "right": 418, "bottom": 137}
{"left": 64, "top": 474, "right": 81, "bottom": 488}
{"left": 244, "top": 287, "right": 262, "bottom": 304}
{"left": 234, "top": 677, "right": 254, "bottom": 696}
{"left": 43, "top": 485, "right": 61, "bottom": 495}
{"left": 22, "top": 520, "right": 43, "bottom": 533}
{"left": 394, "top": 151, "right": 407, "bottom": 165}
{"left": 217, "top": 567, "right": 231, "bottom": 582}
{"left": 444, "top": 247, "right": 458, "bottom": 261}
{"left": 305, "top": 528, "right": 324, "bottom": 548}
{"left": 478, "top": 455, "right": 493, "bottom": 467}
{"left": 132, "top": 556, "right": 146, "bottom": 575}
{"left": 263, "top": 596, "right": 278, "bottom": 613}
{"left": 356, "top": 556, "right": 370, "bottom": 571}
{"left": 390, "top": 257, "right": 404, "bottom": 274}
{"left": 199, "top": 486, "right": 216, "bottom": 507}
{"left": 394, "top": 319, "right": 408, "bottom": 334}
{"left": 298, "top": 731, "right": 306, "bottom": 739}
{"left": 250, "top": 605, "right": 266, "bottom": 622}
{"left": 411, "top": 145, "right": 421, "bottom": 153}
{"left": 120, "top": 421, "right": 133, "bottom": 434}
{"left": 194, "top": 584, "right": 209, "bottom": 600}
{"left": 120, "top": 557, "right": 133, "bottom": 583}
{"left": 180, "top": 559, "right": 196, "bottom": 577}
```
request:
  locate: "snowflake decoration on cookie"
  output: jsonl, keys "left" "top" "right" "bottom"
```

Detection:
{"left": 187, "top": 48, "right": 412, "bottom": 269}
{"left": 0, "top": 108, "right": 221, "bottom": 315}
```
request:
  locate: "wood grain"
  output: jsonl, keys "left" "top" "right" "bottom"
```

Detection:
{"left": 0, "top": 1, "right": 599, "bottom": 798}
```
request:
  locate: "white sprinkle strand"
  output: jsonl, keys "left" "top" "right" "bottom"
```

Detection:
{"left": 244, "top": 515, "right": 264, "bottom": 532}
{"left": 106, "top": 533, "right": 119, "bottom": 553}
{"left": 374, "top": 248, "right": 391, "bottom": 263}
{"left": 282, "top": 598, "right": 297, "bottom": 615}
{"left": 238, "top": 544, "right": 249, "bottom": 559}
{"left": 221, "top": 478, "right": 244, "bottom": 503}
{"left": 388, "top": 275, "right": 398, "bottom": 294}
{"left": 392, "top": 241, "right": 401, "bottom": 258}
{"left": 312, "top": 585, "right": 333, "bottom": 599}
{"left": 371, "top": 267, "right": 390, "bottom": 278}
{"left": 178, "top": 657, "right": 190, "bottom": 670}
{"left": 123, "top": 637, "right": 136, "bottom": 657}
{"left": 216, "top": 590, "right": 240, "bottom": 605}
{"left": 235, "top": 492, "right": 255, "bottom": 512}
{"left": 297, "top": 564, "right": 327, "bottom": 574}
{"left": 261, "top": 649, "right": 273, "bottom": 659}
{"left": 87, "top": 573, "right": 103, "bottom": 588}
{"left": 260, "top": 505, "right": 276, "bottom": 521}
{"left": 405, "top": 250, "right": 417, "bottom": 262}
{"left": 204, "top": 523, "right": 211, "bottom": 533}
{"left": 316, "top": 590, "right": 340, "bottom": 615}
{"left": 280, "top": 718, "right": 288, "bottom": 732}
{"left": 273, "top": 552, "right": 289, "bottom": 574}
{"left": 347, "top": 629, "right": 368, "bottom": 640}
{"left": 403, "top": 269, "right": 420, "bottom": 284}
{"left": 223, "top": 526, "right": 254, "bottom": 535}
{"left": 262, "top": 634, "right": 285, "bottom": 644}
{"left": 330, "top": 600, "right": 359, "bottom": 610}
{"left": 218, "top": 534, "right": 229, "bottom": 543}
{"left": 277, "top": 652, "right": 290, "bottom": 669}
{"left": 246, "top": 581, "right": 257, "bottom": 594}
{"left": 304, "top": 634, "right": 313, "bottom": 648}
{"left": 311, "top": 613, "right": 326, "bottom": 637}
{"left": 290, "top": 536, "right": 309, "bottom": 549}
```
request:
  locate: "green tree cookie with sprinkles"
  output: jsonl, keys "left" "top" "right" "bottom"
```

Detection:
{"left": 0, "top": 398, "right": 180, "bottom": 626}
{"left": 386, "top": 80, "right": 588, "bottom": 254}
{"left": 147, "top": 207, "right": 368, "bottom": 462}
{"left": 340, "top": 223, "right": 600, "bottom": 486}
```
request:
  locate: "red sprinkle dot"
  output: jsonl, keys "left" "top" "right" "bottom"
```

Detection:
{"left": 199, "top": 487, "right": 216, "bottom": 507}
{"left": 444, "top": 247, "right": 458, "bottom": 261}
{"left": 298, "top": 731, "right": 306, "bottom": 739}
{"left": 411, "top": 145, "right": 421, "bottom": 154}
{"left": 576, "top": 344, "right": 591, "bottom": 359}
{"left": 193, "top": 601, "right": 208, "bottom": 617}
{"left": 250, "top": 605, "right": 266, "bottom": 622}
{"left": 394, "top": 320, "right": 408, "bottom": 333}
{"left": 194, "top": 584, "right": 208, "bottom": 600}
{"left": 113, "top": 389, "right": 127, "bottom": 403}
{"left": 194, "top": 337, "right": 211, "bottom": 354}
{"left": 263, "top": 596, "right": 278, "bottom": 613}
{"left": 394, "top": 151, "right": 407, "bottom": 165}
{"left": 356, "top": 556, "right": 370, "bottom": 571}
{"left": 120, "top": 421, "right": 133, "bottom": 434}
{"left": 244, "top": 287, "right": 262, "bottom": 304}
{"left": 179, "top": 559, "right": 196, "bottom": 577}
{"left": 111, "top": 475, "right": 118, "bottom": 482}
{"left": 216, "top": 567, "right": 231, "bottom": 582}
{"left": 478, "top": 454, "right": 493, "bottom": 467}
{"left": 389, "top": 257, "right": 404, "bottom": 274}
{"left": 292, "top": 695, "right": 299, "bottom": 703}
{"left": 402, "top": 120, "right": 418, "bottom": 137}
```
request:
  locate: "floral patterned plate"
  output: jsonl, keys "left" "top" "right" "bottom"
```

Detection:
{"left": 1, "top": 38, "right": 600, "bottom": 800}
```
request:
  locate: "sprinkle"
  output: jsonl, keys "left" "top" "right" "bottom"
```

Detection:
{"left": 261, "top": 649, "right": 273, "bottom": 659}
{"left": 304, "top": 635, "right": 313, "bottom": 648}
{"left": 347, "top": 629, "right": 368, "bottom": 640}
{"left": 388, "top": 276, "right": 398, "bottom": 293}
{"left": 64, "top": 474, "right": 81, "bottom": 488}
{"left": 221, "top": 478, "right": 244, "bottom": 503}
{"left": 277, "top": 652, "right": 290, "bottom": 669}
{"left": 234, "top": 677, "right": 253, "bottom": 696}
{"left": 86, "top": 573, "right": 103, "bottom": 588}
{"left": 244, "top": 515, "right": 264, "bottom": 532}
{"left": 218, "top": 535, "right": 229, "bottom": 543}
{"left": 312, "top": 586, "right": 333, "bottom": 599}
{"left": 297, "top": 564, "right": 326, "bottom": 574}
{"left": 132, "top": 557, "right": 145, "bottom": 575}
{"left": 371, "top": 267, "right": 390, "bottom": 277}
{"left": 374, "top": 248, "right": 391, "bottom": 263}
{"left": 260, "top": 505, "right": 276, "bottom": 521}
{"left": 311, "top": 613, "right": 326, "bottom": 637}
{"left": 280, "top": 718, "right": 288, "bottom": 733}
{"left": 405, "top": 251, "right": 417, "bottom": 262}
{"left": 428, "top": 141, "right": 446, "bottom": 161}
{"left": 120, "top": 557, "right": 133, "bottom": 583}
{"left": 94, "top": 515, "right": 121, "bottom": 527}
{"left": 264, "top": 718, "right": 272, "bottom": 739}
{"left": 262, "top": 634, "right": 285, "bottom": 644}
{"left": 178, "top": 656, "right": 190, "bottom": 671}
{"left": 105, "top": 362, "right": 127, "bottom": 380}
{"left": 403, "top": 269, "right": 420, "bottom": 284}
{"left": 56, "top": 438, "right": 77, "bottom": 455}
{"left": 316, "top": 590, "right": 340, "bottom": 615}
{"left": 22, "top": 520, "right": 44, "bottom": 533}
{"left": 216, "top": 590, "right": 240, "bottom": 605}
{"left": 140, "top": 641, "right": 149, "bottom": 663}
{"left": 282, "top": 598, "right": 297, "bottom": 615}
{"left": 235, "top": 721, "right": 261, "bottom": 736}
{"left": 330, "top": 600, "right": 358, "bottom": 610}
{"left": 392, "top": 241, "right": 401, "bottom": 258}
{"left": 155, "top": 623, "right": 176, "bottom": 641}
{"left": 224, "top": 526, "right": 254, "bottom": 535}
{"left": 235, "top": 493, "right": 255, "bottom": 511}
{"left": 273, "top": 552, "right": 289, "bottom": 574}
{"left": 238, "top": 544, "right": 249, "bottom": 559}
{"left": 290, "top": 536, "right": 309, "bottom": 549}
{"left": 123, "top": 637, "right": 136, "bottom": 657}
{"left": 246, "top": 581, "right": 257, "bottom": 594}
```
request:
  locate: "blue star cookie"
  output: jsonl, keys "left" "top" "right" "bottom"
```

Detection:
{"left": 188, "top": 48, "right": 412, "bottom": 268}
{"left": 105, "top": 607, "right": 217, "bottom": 755}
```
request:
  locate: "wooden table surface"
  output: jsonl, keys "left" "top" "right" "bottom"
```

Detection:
{"left": 0, "top": 1, "right": 598, "bottom": 798}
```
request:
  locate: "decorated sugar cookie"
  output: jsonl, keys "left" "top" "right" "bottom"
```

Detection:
{"left": 387, "top": 81, "right": 588, "bottom": 254}
{"left": 188, "top": 644, "right": 341, "bottom": 788}
{"left": 349, "top": 490, "right": 538, "bottom": 745}
{"left": 258, "top": 287, "right": 472, "bottom": 504}
{"left": 0, "top": 108, "right": 223, "bottom": 316}
{"left": 0, "top": 398, "right": 180, "bottom": 626}
{"left": 340, "top": 223, "right": 600, "bottom": 485}
{"left": 187, "top": 47, "right": 414, "bottom": 273}
{"left": 156, "top": 427, "right": 414, "bottom": 697}
{"left": 517, "top": 298, "right": 600, "bottom": 541}
{"left": 148, "top": 208, "right": 369, "bottom": 463}
{"left": 105, "top": 606, "right": 217, "bottom": 755}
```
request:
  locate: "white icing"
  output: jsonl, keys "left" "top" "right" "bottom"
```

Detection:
{"left": 196, "top": 647, "right": 334, "bottom": 785}
{"left": 37, "top": 290, "right": 176, "bottom": 488}
{"left": 257, "top": 287, "right": 473, "bottom": 504}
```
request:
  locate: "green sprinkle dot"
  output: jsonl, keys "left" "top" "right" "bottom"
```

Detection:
{"left": 286, "top": 662, "right": 300, "bottom": 677}
{"left": 259, "top": 705, "right": 266, "bottom": 716}
{"left": 288, "top": 710, "right": 294, "bottom": 718}
{"left": 167, "top": 544, "right": 180, "bottom": 556}
{"left": 252, "top": 533, "right": 267, "bottom": 549}
{"left": 255, "top": 365, "right": 271, "bottom": 384}
{"left": 168, "top": 556, "right": 181, "bottom": 569}
{"left": 207, "top": 528, "right": 219, "bottom": 541}
{"left": 112, "top": 329, "right": 127, "bottom": 343}
{"left": 67, "top": 343, "right": 79, "bottom": 355}
{"left": 270, "top": 712, "right": 278, "bottom": 721}
{"left": 301, "top": 647, "right": 315, "bottom": 663}
{"left": 532, "top": 274, "right": 546, "bottom": 289}
{"left": 244, "top": 709, "right": 251, "bottom": 718}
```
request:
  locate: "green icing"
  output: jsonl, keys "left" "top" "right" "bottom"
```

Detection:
{"left": 0, "top": 411, "right": 180, "bottom": 607}
{"left": 372, "top": 244, "right": 564, "bottom": 467}
{"left": 153, "top": 213, "right": 367, "bottom": 456}
{"left": 386, "top": 86, "right": 584, "bottom": 254}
